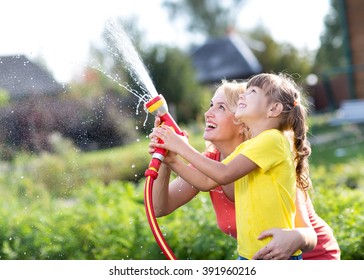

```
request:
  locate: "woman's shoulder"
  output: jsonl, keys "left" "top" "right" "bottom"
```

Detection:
{"left": 203, "top": 145, "right": 220, "bottom": 161}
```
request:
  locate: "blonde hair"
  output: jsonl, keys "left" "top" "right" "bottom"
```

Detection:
{"left": 219, "top": 80, "right": 250, "bottom": 140}
{"left": 206, "top": 80, "right": 250, "bottom": 152}
{"left": 218, "top": 79, "right": 246, "bottom": 114}
{"left": 247, "top": 73, "right": 311, "bottom": 191}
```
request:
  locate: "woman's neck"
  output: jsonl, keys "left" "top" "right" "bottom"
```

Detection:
{"left": 213, "top": 140, "right": 241, "bottom": 160}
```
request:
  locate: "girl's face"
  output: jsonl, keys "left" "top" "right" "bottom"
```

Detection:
{"left": 203, "top": 88, "right": 241, "bottom": 144}
{"left": 235, "top": 86, "right": 270, "bottom": 122}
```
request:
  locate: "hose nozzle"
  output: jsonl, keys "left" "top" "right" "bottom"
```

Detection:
{"left": 145, "top": 94, "right": 184, "bottom": 179}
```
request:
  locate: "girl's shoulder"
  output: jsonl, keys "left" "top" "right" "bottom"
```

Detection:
{"left": 248, "top": 129, "right": 284, "bottom": 145}
{"left": 261, "top": 129, "right": 283, "bottom": 138}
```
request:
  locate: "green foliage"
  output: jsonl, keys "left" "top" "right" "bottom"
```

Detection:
{"left": 0, "top": 180, "right": 235, "bottom": 260}
{"left": 162, "top": 0, "right": 246, "bottom": 37}
{"left": 1, "top": 121, "right": 364, "bottom": 259}
{"left": 145, "top": 45, "right": 211, "bottom": 124}
{"left": 248, "top": 26, "right": 314, "bottom": 82}
{"left": 314, "top": 0, "right": 347, "bottom": 73}
{"left": 0, "top": 88, "right": 10, "bottom": 107}
{"left": 5, "top": 131, "right": 206, "bottom": 196}
{"left": 310, "top": 163, "right": 364, "bottom": 260}
{"left": 310, "top": 123, "right": 364, "bottom": 166}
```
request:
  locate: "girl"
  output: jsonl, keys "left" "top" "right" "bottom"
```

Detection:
{"left": 152, "top": 73, "right": 312, "bottom": 260}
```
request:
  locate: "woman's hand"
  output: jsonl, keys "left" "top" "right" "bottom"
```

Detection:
{"left": 251, "top": 228, "right": 302, "bottom": 260}
{"left": 148, "top": 117, "right": 161, "bottom": 155}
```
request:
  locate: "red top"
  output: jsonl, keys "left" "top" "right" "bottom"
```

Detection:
{"left": 300, "top": 196, "right": 341, "bottom": 260}
{"left": 205, "top": 148, "right": 340, "bottom": 260}
{"left": 205, "top": 149, "right": 237, "bottom": 239}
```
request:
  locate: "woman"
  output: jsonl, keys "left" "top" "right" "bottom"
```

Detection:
{"left": 149, "top": 80, "right": 340, "bottom": 259}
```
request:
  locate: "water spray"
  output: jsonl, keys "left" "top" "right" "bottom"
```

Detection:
{"left": 144, "top": 94, "right": 185, "bottom": 260}
{"left": 103, "top": 20, "right": 180, "bottom": 259}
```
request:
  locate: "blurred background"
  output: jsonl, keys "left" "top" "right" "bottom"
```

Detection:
{"left": 0, "top": 0, "right": 363, "bottom": 260}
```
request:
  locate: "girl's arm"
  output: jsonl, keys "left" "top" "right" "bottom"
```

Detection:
{"left": 166, "top": 155, "right": 220, "bottom": 191}
{"left": 153, "top": 125, "right": 257, "bottom": 186}
{"left": 149, "top": 125, "right": 218, "bottom": 191}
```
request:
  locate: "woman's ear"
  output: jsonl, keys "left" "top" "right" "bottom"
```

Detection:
{"left": 267, "top": 102, "right": 284, "bottom": 118}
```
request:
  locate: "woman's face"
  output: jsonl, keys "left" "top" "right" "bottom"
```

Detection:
{"left": 203, "top": 88, "right": 241, "bottom": 144}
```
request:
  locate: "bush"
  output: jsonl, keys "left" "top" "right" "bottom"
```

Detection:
{"left": 310, "top": 161, "right": 364, "bottom": 260}
{"left": 0, "top": 94, "right": 142, "bottom": 158}
{"left": 0, "top": 180, "right": 236, "bottom": 260}
{"left": 1, "top": 127, "right": 364, "bottom": 259}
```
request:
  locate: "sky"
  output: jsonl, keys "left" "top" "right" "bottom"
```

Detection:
{"left": 0, "top": 0, "right": 331, "bottom": 83}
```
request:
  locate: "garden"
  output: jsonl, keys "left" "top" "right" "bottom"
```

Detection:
{"left": 0, "top": 115, "right": 364, "bottom": 260}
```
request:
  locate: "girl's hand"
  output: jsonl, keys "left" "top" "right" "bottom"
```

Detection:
{"left": 148, "top": 119, "right": 180, "bottom": 164}
{"left": 153, "top": 125, "right": 189, "bottom": 154}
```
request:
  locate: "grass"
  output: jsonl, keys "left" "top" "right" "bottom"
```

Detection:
{"left": 309, "top": 119, "right": 364, "bottom": 167}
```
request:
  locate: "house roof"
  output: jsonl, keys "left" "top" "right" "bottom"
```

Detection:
{"left": 191, "top": 34, "right": 262, "bottom": 84}
{"left": 0, "top": 55, "right": 64, "bottom": 99}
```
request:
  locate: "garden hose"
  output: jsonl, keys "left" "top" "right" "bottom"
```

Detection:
{"left": 144, "top": 175, "right": 177, "bottom": 260}
{"left": 144, "top": 94, "right": 185, "bottom": 260}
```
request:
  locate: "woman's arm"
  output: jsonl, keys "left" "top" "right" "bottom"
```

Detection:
{"left": 251, "top": 188, "right": 317, "bottom": 260}
{"left": 151, "top": 162, "right": 200, "bottom": 216}
{"left": 148, "top": 119, "right": 200, "bottom": 216}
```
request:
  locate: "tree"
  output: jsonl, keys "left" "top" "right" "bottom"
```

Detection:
{"left": 162, "top": 0, "right": 246, "bottom": 37}
{"left": 247, "top": 26, "right": 314, "bottom": 84}
{"left": 144, "top": 44, "right": 209, "bottom": 123}
{"left": 162, "top": 1, "right": 314, "bottom": 84}
{"left": 314, "top": 0, "right": 346, "bottom": 73}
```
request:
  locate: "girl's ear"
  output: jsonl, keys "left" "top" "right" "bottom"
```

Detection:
{"left": 267, "top": 102, "right": 283, "bottom": 118}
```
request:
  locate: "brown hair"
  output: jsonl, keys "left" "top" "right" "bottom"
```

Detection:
{"left": 247, "top": 73, "right": 311, "bottom": 191}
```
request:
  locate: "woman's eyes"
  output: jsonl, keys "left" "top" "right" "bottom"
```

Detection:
{"left": 209, "top": 103, "right": 226, "bottom": 111}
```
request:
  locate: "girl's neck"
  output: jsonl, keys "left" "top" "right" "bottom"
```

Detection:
{"left": 246, "top": 120, "right": 280, "bottom": 138}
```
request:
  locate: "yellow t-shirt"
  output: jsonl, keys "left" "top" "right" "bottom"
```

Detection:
{"left": 222, "top": 129, "right": 301, "bottom": 259}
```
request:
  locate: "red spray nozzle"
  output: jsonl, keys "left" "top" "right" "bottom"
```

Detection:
{"left": 145, "top": 94, "right": 184, "bottom": 178}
